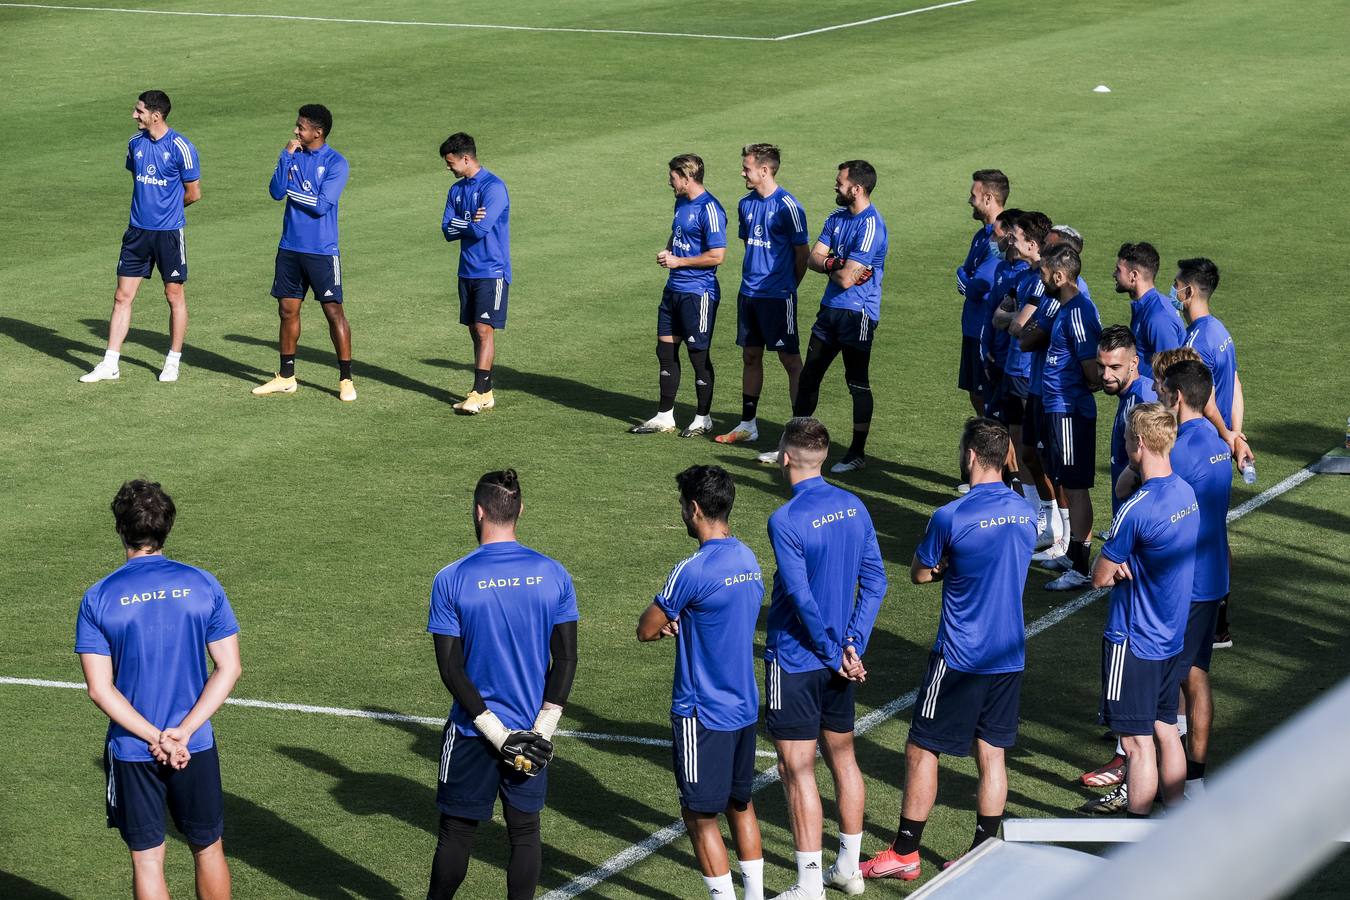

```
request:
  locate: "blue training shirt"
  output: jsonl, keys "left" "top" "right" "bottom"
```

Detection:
{"left": 738, "top": 187, "right": 808, "bottom": 300}
{"left": 961, "top": 242, "right": 1003, "bottom": 340}
{"left": 427, "top": 541, "right": 579, "bottom": 737}
{"left": 654, "top": 537, "right": 764, "bottom": 731}
{"left": 127, "top": 128, "right": 200, "bottom": 231}
{"left": 1100, "top": 473, "right": 1199, "bottom": 659}
{"left": 1130, "top": 288, "right": 1186, "bottom": 382}
{"left": 986, "top": 258, "right": 1027, "bottom": 372}
{"left": 269, "top": 143, "right": 348, "bottom": 256}
{"left": 765, "top": 477, "right": 888, "bottom": 673}
{"left": 1041, "top": 293, "right": 1102, "bottom": 417}
{"left": 955, "top": 223, "right": 998, "bottom": 311}
{"left": 1184, "top": 315, "right": 1239, "bottom": 429}
{"left": 914, "top": 483, "right": 1035, "bottom": 674}
{"left": 75, "top": 555, "right": 240, "bottom": 762}
{"left": 818, "top": 205, "right": 888, "bottom": 322}
{"left": 1005, "top": 267, "right": 1043, "bottom": 380}
{"left": 442, "top": 167, "right": 512, "bottom": 282}
{"left": 1170, "top": 418, "right": 1233, "bottom": 602}
{"left": 667, "top": 191, "right": 727, "bottom": 295}
{"left": 1109, "top": 377, "right": 1159, "bottom": 513}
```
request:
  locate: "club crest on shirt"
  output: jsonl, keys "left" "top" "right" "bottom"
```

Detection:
{"left": 163, "top": 151, "right": 171, "bottom": 161}
{"left": 317, "top": 166, "right": 325, "bottom": 177}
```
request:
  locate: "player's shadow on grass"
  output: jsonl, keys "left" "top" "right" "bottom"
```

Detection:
{"left": 0, "top": 871, "right": 69, "bottom": 899}
{"left": 555, "top": 699, "right": 673, "bottom": 743}
{"left": 223, "top": 790, "right": 403, "bottom": 899}
{"left": 276, "top": 745, "right": 433, "bottom": 835}
{"left": 425, "top": 358, "right": 652, "bottom": 425}
{"left": 0, "top": 316, "right": 158, "bottom": 376}
{"left": 222, "top": 333, "right": 449, "bottom": 402}
{"left": 78, "top": 318, "right": 268, "bottom": 385}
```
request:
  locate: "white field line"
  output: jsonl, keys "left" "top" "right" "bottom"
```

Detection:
{"left": 0, "top": 676, "right": 775, "bottom": 755}
{"left": 0, "top": 1, "right": 976, "bottom": 42}
{"left": 538, "top": 461, "right": 1322, "bottom": 899}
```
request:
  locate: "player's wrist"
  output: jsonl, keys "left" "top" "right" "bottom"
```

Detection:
{"left": 472, "top": 709, "right": 511, "bottom": 750}
{"left": 533, "top": 706, "right": 562, "bottom": 742}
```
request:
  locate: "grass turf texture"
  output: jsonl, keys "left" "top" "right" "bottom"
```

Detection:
{"left": 2, "top": 0, "right": 1348, "bottom": 895}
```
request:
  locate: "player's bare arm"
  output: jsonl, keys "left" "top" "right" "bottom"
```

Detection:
{"left": 909, "top": 553, "right": 946, "bottom": 584}
{"left": 1018, "top": 321, "right": 1049, "bottom": 352}
{"left": 1080, "top": 358, "right": 1104, "bottom": 392}
{"left": 658, "top": 247, "right": 725, "bottom": 270}
{"left": 1091, "top": 555, "right": 1132, "bottom": 589}
{"left": 1009, "top": 300, "right": 1038, "bottom": 338}
{"left": 992, "top": 294, "right": 1018, "bottom": 330}
{"left": 183, "top": 180, "right": 201, "bottom": 206}
{"left": 636, "top": 602, "right": 675, "bottom": 641}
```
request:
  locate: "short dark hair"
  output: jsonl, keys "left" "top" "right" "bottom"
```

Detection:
{"left": 972, "top": 168, "right": 1010, "bottom": 204}
{"left": 675, "top": 465, "right": 735, "bottom": 523}
{"left": 1176, "top": 257, "right": 1220, "bottom": 295}
{"left": 298, "top": 104, "right": 333, "bottom": 137}
{"left": 138, "top": 90, "right": 171, "bottom": 119}
{"left": 996, "top": 207, "right": 1025, "bottom": 227}
{"left": 782, "top": 417, "right": 830, "bottom": 455}
{"left": 440, "top": 132, "right": 477, "bottom": 159}
{"left": 1042, "top": 242, "right": 1081, "bottom": 282}
{"left": 669, "top": 153, "right": 704, "bottom": 183}
{"left": 1016, "top": 211, "right": 1053, "bottom": 248}
{"left": 1050, "top": 224, "right": 1084, "bottom": 253}
{"left": 112, "top": 480, "right": 176, "bottom": 551}
{"left": 1164, "top": 359, "right": 1214, "bottom": 412}
{"left": 1098, "top": 324, "right": 1137, "bottom": 352}
{"left": 1117, "top": 242, "right": 1160, "bottom": 277}
{"left": 742, "top": 143, "right": 781, "bottom": 174}
{"left": 961, "top": 417, "right": 1010, "bottom": 471}
{"left": 474, "top": 469, "right": 522, "bottom": 524}
{"left": 840, "top": 160, "right": 877, "bottom": 195}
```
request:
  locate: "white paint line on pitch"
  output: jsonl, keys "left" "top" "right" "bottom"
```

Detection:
{"left": 0, "top": 1, "right": 977, "bottom": 42}
{"left": 0, "top": 676, "right": 778, "bottom": 757}
{"left": 538, "top": 460, "right": 1324, "bottom": 899}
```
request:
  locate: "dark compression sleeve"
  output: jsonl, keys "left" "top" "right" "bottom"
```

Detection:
{"left": 543, "top": 621, "right": 578, "bottom": 707}
{"left": 433, "top": 634, "right": 488, "bottom": 719}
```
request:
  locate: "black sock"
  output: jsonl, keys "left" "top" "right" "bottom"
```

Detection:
{"left": 657, "top": 342, "right": 679, "bottom": 413}
{"left": 338, "top": 359, "right": 352, "bottom": 381}
{"left": 848, "top": 427, "right": 869, "bottom": 458}
{"left": 742, "top": 393, "right": 760, "bottom": 423}
{"left": 473, "top": 368, "right": 492, "bottom": 393}
{"left": 893, "top": 816, "right": 926, "bottom": 855}
{"left": 503, "top": 804, "right": 542, "bottom": 900}
{"left": 427, "top": 814, "right": 478, "bottom": 900}
{"left": 1186, "top": 759, "right": 1206, "bottom": 780}
{"left": 1216, "top": 597, "right": 1229, "bottom": 634}
{"left": 971, "top": 814, "right": 1002, "bottom": 850}
{"left": 688, "top": 348, "right": 714, "bottom": 417}
{"left": 1069, "top": 539, "right": 1092, "bottom": 575}
{"left": 280, "top": 354, "right": 296, "bottom": 378}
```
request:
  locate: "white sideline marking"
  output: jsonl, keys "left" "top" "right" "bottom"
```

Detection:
{"left": 0, "top": 677, "right": 781, "bottom": 754}
{"left": 0, "top": 1, "right": 977, "bottom": 42}
{"left": 538, "top": 460, "right": 1322, "bottom": 899}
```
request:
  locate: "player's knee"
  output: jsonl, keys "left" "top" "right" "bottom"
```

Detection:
{"left": 743, "top": 346, "right": 764, "bottom": 366}
{"left": 846, "top": 379, "right": 871, "bottom": 397}
{"left": 781, "top": 353, "right": 803, "bottom": 374}
{"left": 113, "top": 288, "right": 136, "bottom": 306}
{"left": 503, "top": 806, "right": 540, "bottom": 843}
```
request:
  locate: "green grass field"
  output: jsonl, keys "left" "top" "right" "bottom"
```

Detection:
{"left": 2, "top": 0, "right": 1349, "bottom": 896}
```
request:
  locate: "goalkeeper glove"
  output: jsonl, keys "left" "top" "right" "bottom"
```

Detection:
{"left": 823, "top": 254, "right": 846, "bottom": 273}
{"left": 855, "top": 266, "right": 874, "bottom": 286}
{"left": 473, "top": 710, "right": 553, "bottom": 777}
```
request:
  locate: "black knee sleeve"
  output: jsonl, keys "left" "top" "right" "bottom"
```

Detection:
{"left": 657, "top": 341, "right": 680, "bottom": 412}
{"left": 842, "top": 348, "right": 874, "bottom": 425}
{"left": 793, "top": 338, "right": 836, "bottom": 418}
{"left": 687, "top": 348, "right": 714, "bottom": 416}
{"left": 503, "top": 805, "right": 542, "bottom": 900}
{"left": 427, "top": 814, "right": 478, "bottom": 900}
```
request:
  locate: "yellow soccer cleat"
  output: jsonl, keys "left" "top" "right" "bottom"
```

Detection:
{"left": 251, "top": 374, "right": 298, "bottom": 396}
{"left": 453, "top": 390, "right": 495, "bottom": 414}
{"left": 338, "top": 379, "right": 357, "bottom": 402}
{"left": 714, "top": 423, "right": 759, "bottom": 444}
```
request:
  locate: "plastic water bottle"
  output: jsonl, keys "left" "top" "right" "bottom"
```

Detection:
{"left": 1241, "top": 461, "right": 1257, "bottom": 484}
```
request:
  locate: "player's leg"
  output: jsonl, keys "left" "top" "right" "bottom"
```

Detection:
{"left": 152, "top": 228, "right": 189, "bottom": 381}
{"left": 774, "top": 738, "right": 825, "bottom": 895}
{"left": 859, "top": 740, "right": 934, "bottom": 882}
{"left": 303, "top": 253, "right": 354, "bottom": 401}
{"left": 727, "top": 800, "right": 764, "bottom": 900}
{"left": 189, "top": 840, "right": 231, "bottom": 900}
{"left": 1120, "top": 733, "right": 1157, "bottom": 816}
{"left": 108, "top": 751, "right": 172, "bottom": 899}
{"left": 1181, "top": 596, "right": 1221, "bottom": 796}
{"left": 683, "top": 810, "right": 734, "bottom": 897}
{"left": 832, "top": 342, "right": 873, "bottom": 473}
{"left": 720, "top": 292, "right": 764, "bottom": 443}
{"left": 819, "top": 728, "right": 865, "bottom": 891}
{"left": 780, "top": 350, "right": 803, "bottom": 404}
{"left": 430, "top": 724, "right": 500, "bottom": 898}
{"left": 164, "top": 744, "right": 229, "bottom": 900}
{"left": 502, "top": 803, "right": 541, "bottom": 900}
{"left": 321, "top": 299, "right": 354, "bottom": 385}
{"left": 971, "top": 739, "right": 1007, "bottom": 847}
{"left": 632, "top": 288, "right": 684, "bottom": 433}
{"left": 130, "top": 844, "right": 170, "bottom": 900}
{"left": 254, "top": 249, "right": 306, "bottom": 393}
{"left": 428, "top": 814, "right": 478, "bottom": 899}
{"left": 793, "top": 336, "right": 838, "bottom": 419}
{"left": 82, "top": 275, "right": 143, "bottom": 382}
{"left": 673, "top": 715, "right": 739, "bottom": 897}
{"left": 681, "top": 291, "right": 718, "bottom": 436}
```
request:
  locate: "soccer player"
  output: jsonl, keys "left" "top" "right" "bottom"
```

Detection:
{"left": 756, "top": 162, "right": 888, "bottom": 473}
{"left": 252, "top": 104, "right": 356, "bottom": 402}
{"left": 637, "top": 465, "right": 767, "bottom": 900}
{"left": 631, "top": 154, "right": 727, "bottom": 437}
{"left": 764, "top": 417, "right": 887, "bottom": 899}
{"left": 1022, "top": 243, "right": 1102, "bottom": 590}
{"left": 440, "top": 132, "right": 512, "bottom": 415}
{"left": 954, "top": 170, "right": 1009, "bottom": 415}
{"left": 76, "top": 480, "right": 242, "bottom": 899}
{"left": 1091, "top": 403, "right": 1198, "bottom": 817}
{"left": 715, "top": 144, "right": 809, "bottom": 445}
{"left": 1099, "top": 326, "right": 1158, "bottom": 515}
{"left": 1175, "top": 258, "right": 1253, "bottom": 464}
{"left": 861, "top": 419, "right": 1035, "bottom": 882}
{"left": 1112, "top": 242, "right": 1184, "bottom": 382}
{"left": 426, "top": 469, "right": 579, "bottom": 900}
{"left": 82, "top": 91, "right": 201, "bottom": 384}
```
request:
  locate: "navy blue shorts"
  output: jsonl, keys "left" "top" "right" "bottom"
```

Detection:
{"left": 1001, "top": 375, "right": 1029, "bottom": 427}
{"left": 105, "top": 744, "right": 224, "bottom": 851}
{"left": 1181, "top": 596, "right": 1225, "bottom": 673}
{"left": 764, "top": 660, "right": 855, "bottom": 740}
{"left": 810, "top": 306, "right": 876, "bottom": 351}
{"left": 118, "top": 226, "right": 188, "bottom": 282}
{"left": 1045, "top": 411, "right": 1097, "bottom": 489}
{"left": 1099, "top": 640, "right": 1182, "bottom": 736}
{"left": 908, "top": 651, "right": 1021, "bottom": 756}
{"left": 1022, "top": 394, "right": 1045, "bottom": 450}
{"left": 957, "top": 336, "right": 985, "bottom": 393}
{"left": 657, "top": 287, "right": 718, "bottom": 350}
{"left": 271, "top": 248, "right": 343, "bottom": 302}
{"left": 459, "top": 276, "right": 509, "bottom": 329}
{"left": 436, "top": 722, "right": 547, "bottom": 820}
{"left": 671, "top": 717, "right": 757, "bottom": 813}
{"left": 736, "top": 293, "right": 799, "bottom": 354}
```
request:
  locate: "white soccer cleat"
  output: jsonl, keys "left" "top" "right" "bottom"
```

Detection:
{"left": 830, "top": 454, "right": 866, "bottom": 474}
{"left": 826, "top": 863, "right": 865, "bottom": 896}
{"left": 1041, "top": 553, "right": 1074, "bottom": 573}
{"left": 1045, "top": 569, "right": 1090, "bottom": 591}
{"left": 1032, "top": 538, "right": 1067, "bottom": 563}
{"left": 715, "top": 421, "right": 759, "bottom": 444}
{"left": 770, "top": 886, "right": 825, "bottom": 900}
{"left": 158, "top": 361, "right": 180, "bottom": 383}
{"left": 629, "top": 412, "right": 676, "bottom": 434}
{"left": 681, "top": 414, "right": 714, "bottom": 438}
{"left": 79, "top": 361, "right": 120, "bottom": 383}
{"left": 756, "top": 449, "right": 781, "bottom": 465}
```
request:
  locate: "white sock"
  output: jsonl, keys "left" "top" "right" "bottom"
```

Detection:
{"left": 703, "top": 872, "right": 735, "bottom": 898}
{"left": 739, "top": 419, "right": 757, "bottom": 431}
{"left": 103, "top": 350, "right": 120, "bottom": 366}
{"left": 837, "top": 832, "right": 862, "bottom": 875}
{"left": 1115, "top": 738, "right": 1124, "bottom": 756}
{"left": 165, "top": 350, "right": 182, "bottom": 364}
{"left": 1058, "top": 507, "right": 1071, "bottom": 541}
{"left": 1176, "top": 715, "right": 1188, "bottom": 738}
{"left": 739, "top": 857, "right": 764, "bottom": 900}
{"left": 654, "top": 409, "right": 675, "bottom": 424}
{"left": 796, "top": 850, "right": 824, "bottom": 894}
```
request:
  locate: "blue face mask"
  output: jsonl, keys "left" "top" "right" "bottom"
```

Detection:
{"left": 1168, "top": 285, "right": 1185, "bottom": 312}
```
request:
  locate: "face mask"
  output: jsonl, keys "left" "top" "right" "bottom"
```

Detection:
{"left": 1168, "top": 285, "right": 1185, "bottom": 312}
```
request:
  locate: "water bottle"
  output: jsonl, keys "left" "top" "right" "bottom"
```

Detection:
{"left": 1241, "top": 461, "right": 1257, "bottom": 485}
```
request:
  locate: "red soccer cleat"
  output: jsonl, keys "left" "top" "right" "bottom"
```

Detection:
{"left": 859, "top": 847, "right": 921, "bottom": 881}
{"left": 1080, "top": 755, "right": 1127, "bottom": 787}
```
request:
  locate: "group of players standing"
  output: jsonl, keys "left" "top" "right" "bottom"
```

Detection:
{"left": 71, "top": 94, "right": 1259, "bottom": 900}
